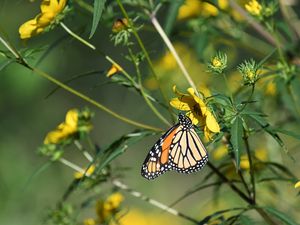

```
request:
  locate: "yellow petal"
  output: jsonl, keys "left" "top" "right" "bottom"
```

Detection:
{"left": 172, "top": 85, "right": 188, "bottom": 97}
{"left": 205, "top": 110, "right": 220, "bottom": 133}
{"left": 65, "top": 109, "right": 78, "bottom": 129}
{"left": 43, "top": 129, "right": 65, "bottom": 144}
{"left": 187, "top": 87, "right": 207, "bottom": 114}
{"left": 213, "top": 145, "right": 228, "bottom": 160}
{"left": 169, "top": 96, "right": 194, "bottom": 111}
{"left": 295, "top": 181, "right": 300, "bottom": 189}
{"left": 240, "top": 157, "right": 250, "bottom": 170}
{"left": 19, "top": 18, "right": 38, "bottom": 39}
{"left": 83, "top": 218, "right": 96, "bottom": 225}
{"left": 107, "top": 64, "right": 122, "bottom": 77}
{"left": 186, "top": 112, "right": 200, "bottom": 125}
{"left": 202, "top": 2, "right": 219, "bottom": 17}
{"left": 177, "top": 0, "right": 202, "bottom": 20}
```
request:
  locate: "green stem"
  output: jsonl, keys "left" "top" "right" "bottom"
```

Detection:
{"left": 128, "top": 48, "right": 171, "bottom": 126}
{"left": 243, "top": 129, "right": 256, "bottom": 203}
{"left": 30, "top": 66, "right": 162, "bottom": 131}
{"left": 60, "top": 21, "right": 171, "bottom": 126}
{"left": 60, "top": 22, "right": 96, "bottom": 50}
{"left": 239, "top": 84, "right": 255, "bottom": 113}
{"left": 222, "top": 73, "right": 234, "bottom": 103}
{"left": 116, "top": 0, "right": 173, "bottom": 116}
{"left": 2, "top": 34, "right": 162, "bottom": 130}
{"left": 287, "top": 84, "right": 300, "bottom": 117}
{"left": 74, "top": 140, "right": 93, "bottom": 162}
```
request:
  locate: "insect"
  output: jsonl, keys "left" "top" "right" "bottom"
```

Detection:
{"left": 141, "top": 113, "right": 208, "bottom": 180}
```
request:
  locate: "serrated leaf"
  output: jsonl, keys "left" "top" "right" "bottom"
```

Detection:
{"left": 230, "top": 117, "right": 244, "bottom": 169}
{"left": 89, "top": 0, "right": 107, "bottom": 38}
{"left": 264, "top": 207, "right": 298, "bottom": 225}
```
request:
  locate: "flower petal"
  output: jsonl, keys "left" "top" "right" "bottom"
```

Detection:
{"left": 65, "top": 109, "right": 78, "bottom": 128}
{"left": 295, "top": 181, "right": 300, "bottom": 189}
{"left": 19, "top": 18, "right": 38, "bottom": 39}
{"left": 172, "top": 85, "right": 188, "bottom": 97}
{"left": 205, "top": 110, "right": 220, "bottom": 133}
{"left": 170, "top": 96, "right": 194, "bottom": 111}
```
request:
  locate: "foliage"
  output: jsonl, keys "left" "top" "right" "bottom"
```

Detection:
{"left": 1, "top": 0, "right": 300, "bottom": 224}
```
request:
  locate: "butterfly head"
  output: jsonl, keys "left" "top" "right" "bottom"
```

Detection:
{"left": 178, "top": 113, "right": 193, "bottom": 129}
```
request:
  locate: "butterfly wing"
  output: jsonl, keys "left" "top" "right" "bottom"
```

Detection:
{"left": 141, "top": 124, "right": 180, "bottom": 180}
{"left": 168, "top": 126, "right": 208, "bottom": 173}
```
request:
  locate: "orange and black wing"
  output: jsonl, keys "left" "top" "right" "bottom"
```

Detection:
{"left": 141, "top": 124, "right": 180, "bottom": 180}
{"left": 168, "top": 127, "right": 208, "bottom": 174}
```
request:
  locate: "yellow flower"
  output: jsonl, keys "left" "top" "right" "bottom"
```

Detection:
{"left": 107, "top": 63, "right": 123, "bottom": 77}
{"left": 170, "top": 86, "right": 220, "bottom": 139}
{"left": 19, "top": 0, "right": 67, "bottom": 39}
{"left": 83, "top": 218, "right": 96, "bottom": 225}
{"left": 74, "top": 164, "right": 95, "bottom": 179}
{"left": 295, "top": 181, "right": 300, "bottom": 189}
{"left": 96, "top": 193, "right": 124, "bottom": 223}
{"left": 177, "top": 0, "right": 220, "bottom": 20}
{"left": 44, "top": 109, "right": 79, "bottom": 144}
{"left": 212, "top": 145, "right": 228, "bottom": 160}
{"left": 245, "top": 0, "right": 262, "bottom": 16}
{"left": 212, "top": 57, "right": 222, "bottom": 67}
{"left": 265, "top": 81, "right": 276, "bottom": 96}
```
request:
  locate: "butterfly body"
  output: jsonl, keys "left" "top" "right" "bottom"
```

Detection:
{"left": 141, "top": 114, "right": 208, "bottom": 180}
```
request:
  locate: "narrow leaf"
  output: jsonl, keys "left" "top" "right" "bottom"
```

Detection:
{"left": 89, "top": 0, "right": 107, "bottom": 38}
{"left": 264, "top": 207, "right": 298, "bottom": 225}
{"left": 273, "top": 128, "right": 300, "bottom": 141}
{"left": 230, "top": 117, "right": 244, "bottom": 169}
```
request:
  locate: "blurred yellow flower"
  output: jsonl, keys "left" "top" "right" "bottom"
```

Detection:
{"left": 212, "top": 145, "right": 228, "bottom": 160}
{"left": 96, "top": 192, "right": 124, "bottom": 223}
{"left": 118, "top": 209, "right": 180, "bottom": 225}
{"left": 245, "top": 0, "right": 262, "bottom": 16}
{"left": 177, "top": 0, "right": 224, "bottom": 20}
{"left": 19, "top": 0, "right": 67, "bottom": 39}
{"left": 295, "top": 181, "right": 300, "bottom": 189}
{"left": 170, "top": 86, "right": 220, "bottom": 139}
{"left": 74, "top": 164, "right": 95, "bottom": 179}
{"left": 107, "top": 63, "right": 123, "bottom": 77}
{"left": 83, "top": 218, "right": 96, "bottom": 225}
{"left": 44, "top": 109, "right": 78, "bottom": 144}
{"left": 265, "top": 81, "right": 276, "bottom": 96}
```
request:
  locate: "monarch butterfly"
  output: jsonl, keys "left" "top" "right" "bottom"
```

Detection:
{"left": 141, "top": 113, "right": 208, "bottom": 180}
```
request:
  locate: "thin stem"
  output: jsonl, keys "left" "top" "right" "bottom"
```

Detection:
{"left": 74, "top": 140, "right": 94, "bottom": 162}
{"left": 128, "top": 48, "right": 171, "bottom": 126}
{"left": 243, "top": 129, "right": 256, "bottom": 203}
{"left": 30, "top": 66, "right": 162, "bottom": 131}
{"left": 207, "top": 162, "right": 253, "bottom": 204}
{"left": 0, "top": 33, "right": 162, "bottom": 131}
{"left": 149, "top": 14, "right": 201, "bottom": 98}
{"left": 287, "top": 84, "right": 300, "bottom": 117}
{"left": 222, "top": 73, "right": 234, "bottom": 103}
{"left": 112, "top": 180, "right": 199, "bottom": 224}
{"left": 239, "top": 84, "right": 255, "bottom": 113}
{"left": 60, "top": 22, "right": 96, "bottom": 50}
{"left": 59, "top": 158, "right": 85, "bottom": 173}
{"left": 60, "top": 21, "right": 171, "bottom": 126}
{"left": 116, "top": 0, "right": 173, "bottom": 116}
{"left": 228, "top": 0, "right": 279, "bottom": 47}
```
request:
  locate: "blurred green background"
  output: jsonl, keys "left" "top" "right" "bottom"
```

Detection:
{"left": 1, "top": 0, "right": 300, "bottom": 225}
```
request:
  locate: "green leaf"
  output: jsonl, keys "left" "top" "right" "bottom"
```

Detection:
{"left": 230, "top": 117, "right": 244, "bottom": 169}
{"left": 89, "top": 0, "right": 107, "bottom": 38}
{"left": 273, "top": 128, "right": 300, "bottom": 141}
{"left": 264, "top": 207, "right": 298, "bottom": 225}
{"left": 96, "top": 130, "right": 155, "bottom": 172}
{"left": 163, "top": 0, "right": 184, "bottom": 35}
